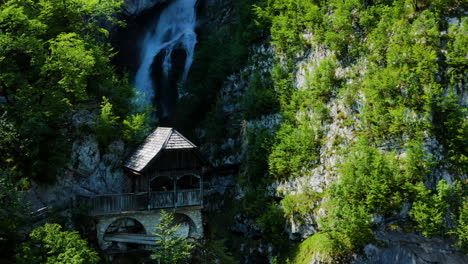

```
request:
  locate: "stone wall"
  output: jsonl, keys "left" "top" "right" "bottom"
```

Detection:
{"left": 96, "top": 207, "right": 203, "bottom": 250}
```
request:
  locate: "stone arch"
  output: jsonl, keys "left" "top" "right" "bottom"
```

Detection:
{"left": 101, "top": 217, "right": 147, "bottom": 251}
{"left": 104, "top": 217, "right": 146, "bottom": 235}
{"left": 176, "top": 174, "right": 200, "bottom": 190}
{"left": 172, "top": 213, "right": 198, "bottom": 238}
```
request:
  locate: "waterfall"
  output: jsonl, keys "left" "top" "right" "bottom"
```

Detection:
{"left": 134, "top": 0, "right": 197, "bottom": 117}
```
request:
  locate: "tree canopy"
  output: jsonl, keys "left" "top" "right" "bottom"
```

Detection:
{"left": 0, "top": 0, "right": 132, "bottom": 182}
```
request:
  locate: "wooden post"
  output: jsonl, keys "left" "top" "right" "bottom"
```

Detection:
{"left": 147, "top": 172, "right": 151, "bottom": 210}
{"left": 173, "top": 174, "right": 177, "bottom": 208}
{"left": 200, "top": 172, "right": 203, "bottom": 207}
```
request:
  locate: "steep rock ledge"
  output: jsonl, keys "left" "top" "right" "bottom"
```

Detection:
{"left": 27, "top": 109, "right": 128, "bottom": 211}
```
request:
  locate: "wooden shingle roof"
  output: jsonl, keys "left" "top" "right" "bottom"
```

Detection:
{"left": 123, "top": 127, "right": 197, "bottom": 173}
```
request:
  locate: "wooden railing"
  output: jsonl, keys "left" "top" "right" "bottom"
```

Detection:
{"left": 79, "top": 189, "right": 202, "bottom": 215}
{"left": 177, "top": 189, "right": 201, "bottom": 207}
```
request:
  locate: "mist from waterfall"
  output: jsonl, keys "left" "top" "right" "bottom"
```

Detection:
{"left": 134, "top": 0, "right": 197, "bottom": 110}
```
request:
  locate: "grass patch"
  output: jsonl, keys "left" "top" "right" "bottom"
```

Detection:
{"left": 282, "top": 233, "right": 335, "bottom": 264}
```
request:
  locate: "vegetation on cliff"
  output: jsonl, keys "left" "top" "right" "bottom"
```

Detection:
{"left": 193, "top": 0, "right": 467, "bottom": 261}
{"left": 0, "top": 0, "right": 149, "bottom": 261}
{"left": 250, "top": 0, "right": 467, "bottom": 260}
{"left": 0, "top": 0, "right": 152, "bottom": 184}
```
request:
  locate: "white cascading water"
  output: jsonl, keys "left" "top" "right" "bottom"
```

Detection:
{"left": 134, "top": 0, "right": 197, "bottom": 108}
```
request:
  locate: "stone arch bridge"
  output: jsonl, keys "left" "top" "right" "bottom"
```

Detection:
{"left": 95, "top": 207, "right": 203, "bottom": 251}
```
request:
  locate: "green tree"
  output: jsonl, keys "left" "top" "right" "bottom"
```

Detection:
{"left": 453, "top": 199, "right": 468, "bottom": 252}
{"left": 410, "top": 180, "right": 463, "bottom": 237}
{"left": 318, "top": 201, "right": 373, "bottom": 258}
{"left": 123, "top": 111, "right": 152, "bottom": 145}
{"left": 0, "top": 0, "right": 130, "bottom": 182}
{"left": 17, "top": 223, "right": 99, "bottom": 264}
{"left": 95, "top": 96, "right": 119, "bottom": 147}
{"left": 151, "top": 210, "right": 194, "bottom": 264}
{"left": 0, "top": 169, "right": 28, "bottom": 260}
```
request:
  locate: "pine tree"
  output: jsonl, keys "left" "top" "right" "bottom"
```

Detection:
{"left": 151, "top": 210, "right": 194, "bottom": 264}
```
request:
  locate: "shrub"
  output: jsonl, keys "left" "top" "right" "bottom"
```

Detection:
{"left": 241, "top": 73, "right": 279, "bottom": 120}
{"left": 283, "top": 233, "right": 337, "bottom": 264}
{"left": 410, "top": 180, "right": 462, "bottom": 237}
{"left": 17, "top": 223, "right": 99, "bottom": 264}
{"left": 254, "top": 0, "right": 322, "bottom": 55}
{"left": 243, "top": 126, "right": 274, "bottom": 185}
{"left": 269, "top": 123, "right": 320, "bottom": 179}
{"left": 257, "top": 201, "right": 289, "bottom": 248}
{"left": 333, "top": 143, "right": 401, "bottom": 215}
{"left": 122, "top": 104, "right": 154, "bottom": 145}
{"left": 318, "top": 201, "right": 373, "bottom": 258}
{"left": 453, "top": 199, "right": 468, "bottom": 252}
{"left": 281, "top": 192, "right": 322, "bottom": 224}
{"left": 95, "top": 96, "right": 120, "bottom": 147}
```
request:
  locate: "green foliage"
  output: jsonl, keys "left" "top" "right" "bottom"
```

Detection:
{"left": 95, "top": 96, "right": 119, "bottom": 147}
{"left": 271, "top": 61, "right": 295, "bottom": 108}
{"left": 283, "top": 233, "right": 336, "bottom": 264}
{"left": 410, "top": 180, "right": 463, "bottom": 237}
{"left": 281, "top": 192, "right": 321, "bottom": 224}
{"left": 335, "top": 144, "right": 402, "bottom": 214}
{"left": 243, "top": 125, "right": 274, "bottom": 184}
{"left": 446, "top": 18, "right": 467, "bottom": 89}
{"left": 433, "top": 91, "right": 468, "bottom": 175}
{"left": 17, "top": 223, "right": 99, "bottom": 264}
{"left": 244, "top": 0, "right": 468, "bottom": 259}
{"left": 0, "top": 0, "right": 130, "bottom": 182}
{"left": 453, "top": 198, "right": 468, "bottom": 252}
{"left": 203, "top": 99, "right": 225, "bottom": 145}
{"left": 236, "top": 191, "right": 289, "bottom": 250}
{"left": 254, "top": 0, "right": 322, "bottom": 55}
{"left": 319, "top": 201, "right": 373, "bottom": 258}
{"left": 122, "top": 105, "right": 153, "bottom": 145}
{"left": 256, "top": 201, "right": 289, "bottom": 249}
{"left": 0, "top": 169, "right": 28, "bottom": 259}
{"left": 200, "top": 240, "right": 236, "bottom": 264}
{"left": 241, "top": 73, "right": 279, "bottom": 120}
{"left": 43, "top": 32, "right": 95, "bottom": 101}
{"left": 0, "top": 115, "right": 26, "bottom": 172}
{"left": 151, "top": 210, "right": 194, "bottom": 264}
{"left": 305, "top": 58, "right": 339, "bottom": 103}
{"left": 269, "top": 123, "right": 320, "bottom": 179}
{"left": 399, "top": 139, "right": 433, "bottom": 186}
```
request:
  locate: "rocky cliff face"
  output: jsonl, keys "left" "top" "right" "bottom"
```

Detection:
{"left": 354, "top": 232, "right": 467, "bottom": 264}
{"left": 27, "top": 109, "right": 129, "bottom": 211}
{"left": 198, "top": 14, "right": 467, "bottom": 264}
{"left": 123, "top": 0, "right": 169, "bottom": 16}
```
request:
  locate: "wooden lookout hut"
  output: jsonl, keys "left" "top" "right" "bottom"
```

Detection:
{"left": 83, "top": 127, "right": 207, "bottom": 215}
{"left": 124, "top": 127, "right": 207, "bottom": 207}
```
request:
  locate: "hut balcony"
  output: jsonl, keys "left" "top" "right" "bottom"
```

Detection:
{"left": 78, "top": 188, "right": 202, "bottom": 216}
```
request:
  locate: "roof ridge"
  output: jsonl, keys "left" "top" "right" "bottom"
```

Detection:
{"left": 160, "top": 127, "right": 173, "bottom": 150}
{"left": 124, "top": 127, "right": 200, "bottom": 172}
{"left": 171, "top": 129, "right": 197, "bottom": 148}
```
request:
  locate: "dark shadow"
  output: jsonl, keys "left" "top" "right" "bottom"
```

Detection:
{"left": 151, "top": 176, "right": 174, "bottom": 191}
{"left": 177, "top": 174, "right": 200, "bottom": 190}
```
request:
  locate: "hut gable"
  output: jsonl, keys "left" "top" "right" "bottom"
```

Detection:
{"left": 123, "top": 127, "right": 197, "bottom": 173}
{"left": 165, "top": 130, "right": 196, "bottom": 149}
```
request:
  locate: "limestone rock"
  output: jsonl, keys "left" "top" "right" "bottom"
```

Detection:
{"left": 231, "top": 213, "right": 261, "bottom": 239}
{"left": 123, "top": 0, "right": 168, "bottom": 16}
{"left": 27, "top": 135, "right": 127, "bottom": 211}
{"left": 354, "top": 232, "right": 468, "bottom": 264}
